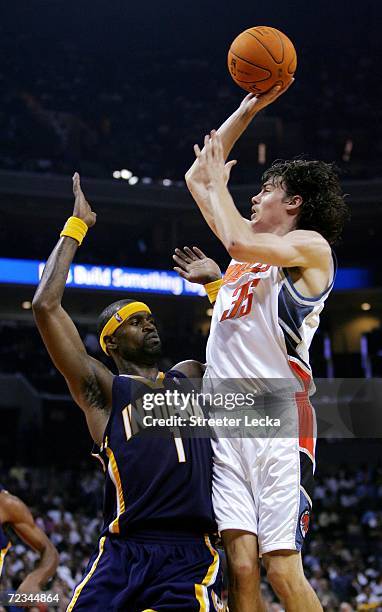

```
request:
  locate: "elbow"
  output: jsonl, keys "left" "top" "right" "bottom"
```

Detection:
{"left": 44, "top": 541, "right": 60, "bottom": 574}
{"left": 31, "top": 297, "right": 47, "bottom": 313}
{"left": 32, "top": 296, "right": 56, "bottom": 315}
{"left": 51, "top": 544, "right": 60, "bottom": 569}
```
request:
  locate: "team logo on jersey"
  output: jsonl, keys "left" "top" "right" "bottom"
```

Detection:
{"left": 299, "top": 509, "right": 310, "bottom": 538}
{"left": 223, "top": 262, "right": 271, "bottom": 286}
{"left": 114, "top": 313, "right": 123, "bottom": 323}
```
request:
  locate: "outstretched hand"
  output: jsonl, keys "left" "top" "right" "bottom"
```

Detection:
{"left": 72, "top": 172, "right": 97, "bottom": 228}
{"left": 238, "top": 78, "right": 295, "bottom": 118}
{"left": 173, "top": 246, "right": 222, "bottom": 285}
{"left": 193, "top": 131, "right": 230, "bottom": 189}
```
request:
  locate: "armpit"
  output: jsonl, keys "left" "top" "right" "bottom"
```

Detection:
{"left": 82, "top": 375, "right": 109, "bottom": 412}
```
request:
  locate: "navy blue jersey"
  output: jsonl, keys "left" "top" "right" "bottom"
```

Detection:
{"left": 95, "top": 373, "right": 216, "bottom": 537}
{"left": 0, "top": 483, "right": 11, "bottom": 577}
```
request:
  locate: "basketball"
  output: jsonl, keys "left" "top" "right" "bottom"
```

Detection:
{"left": 227, "top": 26, "right": 297, "bottom": 94}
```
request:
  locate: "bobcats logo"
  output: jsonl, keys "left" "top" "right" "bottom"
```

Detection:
{"left": 299, "top": 509, "right": 310, "bottom": 538}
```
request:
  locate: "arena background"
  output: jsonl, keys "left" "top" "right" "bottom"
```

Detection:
{"left": 0, "top": 0, "right": 382, "bottom": 610}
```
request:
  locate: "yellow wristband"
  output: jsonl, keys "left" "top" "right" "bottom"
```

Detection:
{"left": 204, "top": 278, "right": 223, "bottom": 304}
{"left": 60, "top": 216, "right": 88, "bottom": 246}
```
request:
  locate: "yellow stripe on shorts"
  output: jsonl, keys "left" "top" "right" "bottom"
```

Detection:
{"left": 105, "top": 446, "right": 126, "bottom": 534}
{"left": 66, "top": 536, "right": 106, "bottom": 611}
{"left": 195, "top": 535, "right": 220, "bottom": 611}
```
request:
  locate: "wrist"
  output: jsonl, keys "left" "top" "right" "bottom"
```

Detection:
{"left": 237, "top": 104, "right": 258, "bottom": 123}
{"left": 204, "top": 278, "right": 223, "bottom": 304}
{"left": 206, "top": 177, "right": 226, "bottom": 192}
{"left": 60, "top": 216, "right": 88, "bottom": 245}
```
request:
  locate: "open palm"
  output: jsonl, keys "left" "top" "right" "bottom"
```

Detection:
{"left": 173, "top": 246, "right": 221, "bottom": 285}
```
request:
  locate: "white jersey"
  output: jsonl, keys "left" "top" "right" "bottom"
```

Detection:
{"left": 206, "top": 257, "right": 335, "bottom": 388}
{"left": 206, "top": 257, "right": 336, "bottom": 552}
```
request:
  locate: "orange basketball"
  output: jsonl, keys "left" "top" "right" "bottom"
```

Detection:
{"left": 227, "top": 26, "right": 297, "bottom": 94}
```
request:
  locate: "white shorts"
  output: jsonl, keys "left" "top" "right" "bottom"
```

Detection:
{"left": 212, "top": 399, "right": 315, "bottom": 555}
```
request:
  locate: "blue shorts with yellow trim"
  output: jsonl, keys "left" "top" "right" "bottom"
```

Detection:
{"left": 67, "top": 530, "right": 224, "bottom": 611}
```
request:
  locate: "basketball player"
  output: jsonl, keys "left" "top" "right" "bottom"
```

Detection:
{"left": 175, "top": 85, "right": 349, "bottom": 611}
{"left": 32, "top": 174, "right": 224, "bottom": 611}
{"left": 0, "top": 484, "right": 58, "bottom": 593}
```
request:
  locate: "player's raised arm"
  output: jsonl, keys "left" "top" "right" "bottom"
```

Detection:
{"left": 185, "top": 82, "right": 293, "bottom": 234}
{"left": 0, "top": 492, "right": 59, "bottom": 593}
{"left": 32, "top": 174, "right": 113, "bottom": 444}
{"left": 193, "top": 131, "right": 332, "bottom": 270}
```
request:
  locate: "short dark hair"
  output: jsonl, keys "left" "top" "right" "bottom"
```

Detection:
{"left": 97, "top": 299, "right": 136, "bottom": 339}
{"left": 262, "top": 159, "right": 350, "bottom": 244}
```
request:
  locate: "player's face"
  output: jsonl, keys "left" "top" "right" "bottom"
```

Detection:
{"left": 250, "top": 178, "right": 290, "bottom": 230}
{"left": 114, "top": 312, "right": 162, "bottom": 361}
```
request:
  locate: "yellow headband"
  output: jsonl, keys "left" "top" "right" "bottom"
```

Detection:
{"left": 99, "top": 302, "right": 151, "bottom": 355}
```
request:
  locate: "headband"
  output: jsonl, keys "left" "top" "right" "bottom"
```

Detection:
{"left": 99, "top": 302, "right": 151, "bottom": 354}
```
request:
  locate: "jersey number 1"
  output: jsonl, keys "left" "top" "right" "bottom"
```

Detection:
{"left": 122, "top": 405, "right": 186, "bottom": 463}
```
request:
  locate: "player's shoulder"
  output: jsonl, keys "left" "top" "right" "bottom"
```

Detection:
{"left": 0, "top": 491, "right": 28, "bottom": 523}
{"left": 170, "top": 359, "right": 205, "bottom": 379}
{"left": 287, "top": 229, "right": 329, "bottom": 246}
{"left": 287, "top": 230, "right": 332, "bottom": 262}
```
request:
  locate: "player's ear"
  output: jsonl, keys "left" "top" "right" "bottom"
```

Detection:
{"left": 105, "top": 335, "right": 118, "bottom": 354}
{"left": 286, "top": 194, "right": 303, "bottom": 212}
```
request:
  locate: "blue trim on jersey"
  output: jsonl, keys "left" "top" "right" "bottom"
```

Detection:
{"left": 278, "top": 285, "right": 314, "bottom": 334}
{"left": 282, "top": 250, "right": 338, "bottom": 304}
{"left": 278, "top": 284, "right": 313, "bottom": 371}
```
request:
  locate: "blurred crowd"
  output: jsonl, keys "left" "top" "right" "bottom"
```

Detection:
{"left": 0, "top": 28, "right": 381, "bottom": 183}
{"left": 0, "top": 463, "right": 381, "bottom": 611}
{"left": 0, "top": 319, "right": 208, "bottom": 395}
{"left": 0, "top": 318, "right": 371, "bottom": 395}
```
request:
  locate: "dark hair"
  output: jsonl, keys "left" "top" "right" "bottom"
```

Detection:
{"left": 97, "top": 299, "right": 136, "bottom": 339}
{"left": 262, "top": 159, "right": 350, "bottom": 244}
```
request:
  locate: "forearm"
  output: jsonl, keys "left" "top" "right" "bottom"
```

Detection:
{"left": 187, "top": 106, "right": 256, "bottom": 181}
{"left": 208, "top": 182, "right": 250, "bottom": 252}
{"left": 218, "top": 107, "right": 255, "bottom": 159}
{"left": 33, "top": 237, "right": 78, "bottom": 310}
{"left": 23, "top": 543, "right": 59, "bottom": 588}
{"left": 186, "top": 182, "right": 219, "bottom": 237}
{"left": 186, "top": 106, "right": 257, "bottom": 233}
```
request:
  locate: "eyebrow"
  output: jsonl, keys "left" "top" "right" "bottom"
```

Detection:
{"left": 129, "top": 313, "right": 155, "bottom": 322}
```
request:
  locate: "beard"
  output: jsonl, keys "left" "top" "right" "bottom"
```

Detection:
{"left": 120, "top": 337, "right": 162, "bottom": 365}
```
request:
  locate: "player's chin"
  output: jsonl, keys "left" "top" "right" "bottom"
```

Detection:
{"left": 144, "top": 338, "right": 162, "bottom": 356}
